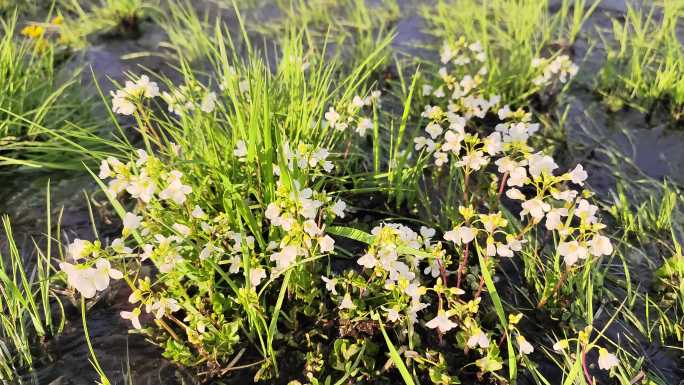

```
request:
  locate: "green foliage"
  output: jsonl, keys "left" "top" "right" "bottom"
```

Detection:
{"left": 423, "top": 0, "right": 599, "bottom": 103}
{"left": 0, "top": 204, "right": 64, "bottom": 380}
{"left": 598, "top": 0, "right": 684, "bottom": 119}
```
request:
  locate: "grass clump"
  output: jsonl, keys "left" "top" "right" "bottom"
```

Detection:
{"left": 0, "top": 14, "right": 103, "bottom": 170}
{"left": 597, "top": 0, "right": 684, "bottom": 120}
{"left": 52, "top": 19, "right": 643, "bottom": 382}
{"left": 422, "top": 0, "right": 599, "bottom": 105}
{"left": 55, "top": 0, "right": 155, "bottom": 47}
{"left": 0, "top": 203, "right": 64, "bottom": 381}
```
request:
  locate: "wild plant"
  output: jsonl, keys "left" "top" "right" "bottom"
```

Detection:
{"left": 422, "top": 0, "right": 598, "bottom": 104}
{"left": 598, "top": 0, "right": 684, "bottom": 119}
{"left": 0, "top": 195, "right": 64, "bottom": 381}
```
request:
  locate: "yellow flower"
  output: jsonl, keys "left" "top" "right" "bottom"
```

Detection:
{"left": 51, "top": 15, "right": 64, "bottom": 25}
{"left": 21, "top": 24, "right": 45, "bottom": 39}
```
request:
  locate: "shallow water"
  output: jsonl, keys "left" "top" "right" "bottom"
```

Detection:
{"left": 2, "top": 1, "right": 684, "bottom": 384}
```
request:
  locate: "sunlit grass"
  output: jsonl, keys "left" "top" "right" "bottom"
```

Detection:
{"left": 0, "top": 186, "right": 64, "bottom": 381}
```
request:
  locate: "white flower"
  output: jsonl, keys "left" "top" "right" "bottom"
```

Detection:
{"left": 440, "top": 43, "right": 456, "bottom": 63}
{"left": 339, "top": 293, "right": 355, "bottom": 310}
{"left": 507, "top": 166, "right": 529, "bottom": 187}
{"left": 309, "top": 148, "right": 329, "bottom": 167}
{"left": 575, "top": 199, "right": 598, "bottom": 223}
{"left": 528, "top": 152, "right": 558, "bottom": 178}
{"left": 498, "top": 105, "right": 512, "bottom": 120}
{"left": 111, "top": 90, "right": 136, "bottom": 115}
{"left": 414, "top": 136, "right": 436, "bottom": 152}
{"left": 126, "top": 173, "right": 156, "bottom": 203}
{"left": 553, "top": 339, "right": 568, "bottom": 352}
{"left": 265, "top": 202, "right": 281, "bottom": 222}
{"left": 271, "top": 245, "right": 299, "bottom": 270}
{"left": 483, "top": 132, "right": 502, "bottom": 155}
{"left": 408, "top": 301, "right": 429, "bottom": 324}
{"left": 200, "top": 92, "right": 217, "bottom": 113}
{"left": 67, "top": 239, "right": 91, "bottom": 261}
{"left": 111, "top": 238, "right": 132, "bottom": 255}
{"left": 321, "top": 276, "right": 338, "bottom": 295}
{"left": 444, "top": 226, "right": 477, "bottom": 245}
{"left": 352, "top": 95, "right": 365, "bottom": 108}
{"left": 442, "top": 130, "right": 463, "bottom": 153}
{"left": 159, "top": 172, "right": 192, "bottom": 204}
{"left": 421, "top": 105, "right": 443, "bottom": 120}
{"left": 521, "top": 198, "right": 551, "bottom": 222}
{"left": 332, "top": 200, "right": 346, "bottom": 218}
{"left": 94, "top": 258, "right": 124, "bottom": 290}
{"left": 98, "top": 159, "right": 112, "bottom": 179}
{"left": 456, "top": 151, "right": 488, "bottom": 170}
{"left": 516, "top": 335, "right": 534, "bottom": 354}
{"left": 598, "top": 348, "right": 619, "bottom": 370}
{"left": 318, "top": 235, "right": 335, "bottom": 253}
{"left": 434, "top": 151, "right": 448, "bottom": 166}
{"left": 303, "top": 220, "right": 321, "bottom": 236}
{"left": 134, "top": 75, "right": 160, "bottom": 98}
{"left": 199, "top": 243, "right": 215, "bottom": 260}
{"left": 569, "top": 164, "right": 588, "bottom": 185}
{"left": 191, "top": 205, "right": 207, "bottom": 219}
{"left": 506, "top": 188, "right": 526, "bottom": 200}
{"left": 120, "top": 308, "right": 142, "bottom": 329}
{"left": 497, "top": 243, "right": 513, "bottom": 257}
{"left": 122, "top": 212, "right": 142, "bottom": 235}
{"left": 140, "top": 244, "right": 154, "bottom": 261}
{"left": 558, "top": 240, "right": 588, "bottom": 266}
{"left": 250, "top": 267, "right": 266, "bottom": 287}
{"left": 356, "top": 118, "right": 373, "bottom": 136}
{"left": 425, "top": 122, "right": 443, "bottom": 139}
{"left": 420, "top": 226, "right": 436, "bottom": 240}
{"left": 172, "top": 223, "right": 190, "bottom": 236}
{"left": 383, "top": 306, "right": 401, "bottom": 322}
{"left": 59, "top": 262, "right": 97, "bottom": 298}
{"left": 149, "top": 297, "right": 181, "bottom": 319}
{"left": 545, "top": 208, "right": 568, "bottom": 231}
{"left": 227, "top": 254, "right": 241, "bottom": 273}
{"left": 324, "top": 107, "right": 340, "bottom": 127}
{"left": 423, "top": 259, "right": 441, "bottom": 278}
{"left": 110, "top": 75, "right": 159, "bottom": 116}
{"left": 234, "top": 140, "right": 248, "bottom": 158}
{"left": 425, "top": 310, "right": 457, "bottom": 333}
{"left": 467, "top": 330, "right": 490, "bottom": 348}
{"left": 357, "top": 252, "right": 377, "bottom": 268}
{"left": 589, "top": 234, "right": 613, "bottom": 256}
{"left": 552, "top": 189, "right": 578, "bottom": 202}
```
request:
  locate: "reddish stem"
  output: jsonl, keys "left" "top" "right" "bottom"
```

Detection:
{"left": 581, "top": 349, "right": 595, "bottom": 385}
{"left": 474, "top": 274, "right": 485, "bottom": 299}
{"left": 456, "top": 244, "right": 469, "bottom": 289}
{"left": 497, "top": 172, "right": 509, "bottom": 198}
{"left": 437, "top": 258, "right": 449, "bottom": 287}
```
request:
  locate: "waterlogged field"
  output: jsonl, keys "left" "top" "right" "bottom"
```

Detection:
{"left": 0, "top": 1, "right": 683, "bottom": 384}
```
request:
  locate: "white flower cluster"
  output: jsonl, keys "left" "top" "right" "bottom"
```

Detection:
{"left": 111, "top": 75, "right": 159, "bottom": 115}
{"left": 415, "top": 40, "right": 503, "bottom": 166}
{"left": 59, "top": 239, "right": 123, "bottom": 298}
{"left": 415, "top": 41, "right": 611, "bottom": 269}
{"left": 98, "top": 150, "right": 193, "bottom": 205}
{"left": 110, "top": 74, "right": 220, "bottom": 117}
{"left": 265, "top": 179, "right": 342, "bottom": 274}
{"left": 161, "top": 82, "right": 218, "bottom": 116}
{"left": 343, "top": 224, "right": 437, "bottom": 323}
{"left": 531, "top": 55, "right": 578, "bottom": 87}
{"left": 324, "top": 91, "right": 380, "bottom": 136}
{"left": 282, "top": 142, "right": 335, "bottom": 174}
{"left": 121, "top": 277, "right": 182, "bottom": 329}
